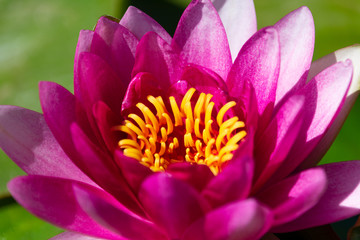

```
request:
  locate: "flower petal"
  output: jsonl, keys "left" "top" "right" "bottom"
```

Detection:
{"left": 70, "top": 123, "right": 144, "bottom": 217}
{"left": 273, "top": 161, "right": 360, "bottom": 232}
{"left": 77, "top": 52, "right": 126, "bottom": 115}
{"left": 0, "top": 106, "right": 93, "bottom": 186}
{"left": 120, "top": 6, "right": 172, "bottom": 44}
{"left": 273, "top": 61, "right": 353, "bottom": 181}
{"left": 256, "top": 168, "right": 327, "bottom": 226}
{"left": 211, "top": 0, "right": 257, "bottom": 61}
{"left": 50, "top": 232, "right": 109, "bottom": 240}
{"left": 166, "top": 162, "right": 214, "bottom": 192}
{"left": 138, "top": 173, "right": 210, "bottom": 239}
{"left": 274, "top": 6, "right": 315, "bottom": 103}
{"left": 8, "top": 176, "right": 120, "bottom": 239}
{"left": 182, "top": 199, "right": 272, "bottom": 240}
{"left": 173, "top": 0, "right": 232, "bottom": 80}
{"left": 299, "top": 45, "right": 360, "bottom": 169}
{"left": 202, "top": 137, "right": 254, "bottom": 207}
{"left": 227, "top": 27, "right": 280, "bottom": 133}
{"left": 73, "top": 183, "right": 167, "bottom": 240}
{"left": 253, "top": 95, "right": 305, "bottom": 191}
{"left": 132, "top": 32, "right": 181, "bottom": 88}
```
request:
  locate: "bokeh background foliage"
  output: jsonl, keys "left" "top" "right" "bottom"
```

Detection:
{"left": 0, "top": 0, "right": 359, "bottom": 238}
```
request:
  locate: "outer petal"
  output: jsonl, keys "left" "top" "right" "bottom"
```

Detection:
{"left": 256, "top": 168, "right": 327, "bottom": 226}
{"left": 182, "top": 199, "right": 273, "bottom": 240}
{"left": 73, "top": 184, "right": 167, "bottom": 240}
{"left": 77, "top": 52, "right": 126, "bottom": 115}
{"left": 50, "top": 232, "right": 109, "bottom": 240}
{"left": 253, "top": 95, "right": 305, "bottom": 192}
{"left": 273, "top": 161, "right": 360, "bottom": 232}
{"left": 8, "top": 176, "right": 121, "bottom": 240}
{"left": 173, "top": 0, "right": 232, "bottom": 80}
{"left": 70, "top": 124, "right": 144, "bottom": 217}
{"left": 211, "top": 0, "right": 257, "bottom": 61}
{"left": 0, "top": 106, "right": 93, "bottom": 186}
{"left": 299, "top": 45, "right": 360, "bottom": 169}
{"left": 272, "top": 61, "right": 353, "bottom": 181}
{"left": 227, "top": 27, "right": 280, "bottom": 132}
{"left": 132, "top": 32, "right": 181, "bottom": 88}
{"left": 274, "top": 6, "right": 315, "bottom": 103}
{"left": 138, "top": 174, "right": 210, "bottom": 239}
{"left": 120, "top": 6, "right": 172, "bottom": 44}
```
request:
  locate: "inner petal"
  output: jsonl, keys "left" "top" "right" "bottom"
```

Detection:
{"left": 113, "top": 88, "right": 247, "bottom": 175}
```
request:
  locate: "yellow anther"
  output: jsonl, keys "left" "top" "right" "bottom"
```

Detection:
{"left": 112, "top": 125, "right": 137, "bottom": 141}
{"left": 168, "top": 143, "right": 174, "bottom": 153}
{"left": 180, "top": 88, "right": 196, "bottom": 115}
{"left": 159, "top": 142, "right": 166, "bottom": 156}
{"left": 221, "top": 153, "right": 234, "bottom": 163}
{"left": 146, "top": 124, "right": 157, "bottom": 141}
{"left": 161, "top": 127, "right": 168, "bottom": 142}
{"left": 145, "top": 149, "right": 154, "bottom": 164}
{"left": 205, "top": 120, "right": 214, "bottom": 141}
{"left": 118, "top": 139, "right": 141, "bottom": 150}
{"left": 216, "top": 129, "right": 229, "bottom": 151}
{"left": 149, "top": 137, "right": 156, "bottom": 154}
{"left": 184, "top": 133, "right": 195, "bottom": 147}
{"left": 194, "top": 118, "right": 202, "bottom": 139}
{"left": 128, "top": 114, "right": 149, "bottom": 136}
{"left": 123, "top": 148, "right": 142, "bottom": 161}
{"left": 209, "top": 165, "right": 218, "bottom": 175}
{"left": 125, "top": 120, "right": 144, "bottom": 137}
{"left": 173, "top": 137, "right": 179, "bottom": 148}
{"left": 206, "top": 155, "right": 220, "bottom": 166}
{"left": 227, "top": 121, "right": 245, "bottom": 139}
{"left": 194, "top": 92, "right": 206, "bottom": 119}
{"left": 227, "top": 130, "right": 247, "bottom": 147}
{"left": 148, "top": 95, "right": 165, "bottom": 124}
{"left": 185, "top": 118, "right": 193, "bottom": 134}
{"left": 136, "top": 103, "right": 150, "bottom": 124}
{"left": 184, "top": 102, "right": 194, "bottom": 128}
{"left": 138, "top": 135, "right": 151, "bottom": 150}
{"left": 169, "top": 96, "right": 183, "bottom": 126}
{"left": 218, "top": 144, "right": 239, "bottom": 160}
{"left": 142, "top": 106, "right": 160, "bottom": 133}
{"left": 217, "top": 101, "right": 236, "bottom": 126}
{"left": 219, "top": 117, "right": 239, "bottom": 133}
{"left": 195, "top": 140, "right": 205, "bottom": 157}
{"left": 204, "top": 93, "right": 213, "bottom": 110}
{"left": 154, "top": 154, "right": 160, "bottom": 168}
{"left": 156, "top": 96, "right": 166, "bottom": 110}
{"left": 205, "top": 102, "right": 214, "bottom": 125}
{"left": 205, "top": 138, "right": 215, "bottom": 158}
{"left": 162, "top": 113, "right": 174, "bottom": 134}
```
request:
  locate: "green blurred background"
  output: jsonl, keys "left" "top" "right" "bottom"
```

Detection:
{"left": 0, "top": 0, "right": 359, "bottom": 239}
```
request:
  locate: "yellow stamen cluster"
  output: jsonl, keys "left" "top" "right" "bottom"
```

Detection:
{"left": 113, "top": 88, "right": 246, "bottom": 175}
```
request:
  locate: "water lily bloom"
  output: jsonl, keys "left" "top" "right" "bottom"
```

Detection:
{"left": 2, "top": 0, "right": 360, "bottom": 239}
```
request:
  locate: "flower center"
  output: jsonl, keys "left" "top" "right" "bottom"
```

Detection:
{"left": 113, "top": 88, "right": 246, "bottom": 175}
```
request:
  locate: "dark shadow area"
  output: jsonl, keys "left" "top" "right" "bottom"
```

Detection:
{"left": 125, "top": 0, "right": 186, "bottom": 35}
{"left": 0, "top": 195, "right": 16, "bottom": 208}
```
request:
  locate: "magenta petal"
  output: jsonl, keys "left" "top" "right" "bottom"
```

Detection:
{"left": 202, "top": 138, "right": 254, "bottom": 207}
{"left": 274, "top": 61, "right": 353, "bottom": 181}
{"left": 73, "top": 184, "right": 167, "bottom": 240}
{"left": 273, "top": 161, "right": 360, "bottom": 232}
{"left": 211, "top": 0, "right": 257, "bottom": 61}
{"left": 166, "top": 162, "right": 214, "bottom": 192}
{"left": 114, "top": 150, "right": 152, "bottom": 193}
{"left": 70, "top": 123, "right": 144, "bottom": 217}
{"left": 93, "top": 17, "right": 139, "bottom": 86}
{"left": 299, "top": 45, "right": 360, "bottom": 169}
{"left": 173, "top": 0, "right": 232, "bottom": 80}
{"left": 132, "top": 32, "right": 181, "bottom": 87}
{"left": 77, "top": 52, "right": 126, "bottom": 115}
{"left": 120, "top": 6, "right": 172, "bottom": 44}
{"left": 0, "top": 106, "right": 93, "bottom": 186}
{"left": 256, "top": 168, "right": 327, "bottom": 226}
{"left": 138, "top": 174, "right": 210, "bottom": 239}
{"left": 8, "top": 176, "right": 120, "bottom": 239}
{"left": 50, "top": 232, "right": 109, "bottom": 240}
{"left": 274, "top": 7, "right": 315, "bottom": 103}
{"left": 253, "top": 95, "right": 305, "bottom": 191}
{"left": 227, "top": 27, "right": 280, "bottom": 133}
{"left": 182, "top": 199, "right": 273, "bottom": 240}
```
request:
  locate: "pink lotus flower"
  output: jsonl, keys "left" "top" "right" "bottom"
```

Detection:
{"left": 1, "top": 0, "right": 360, "bottom": 239}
